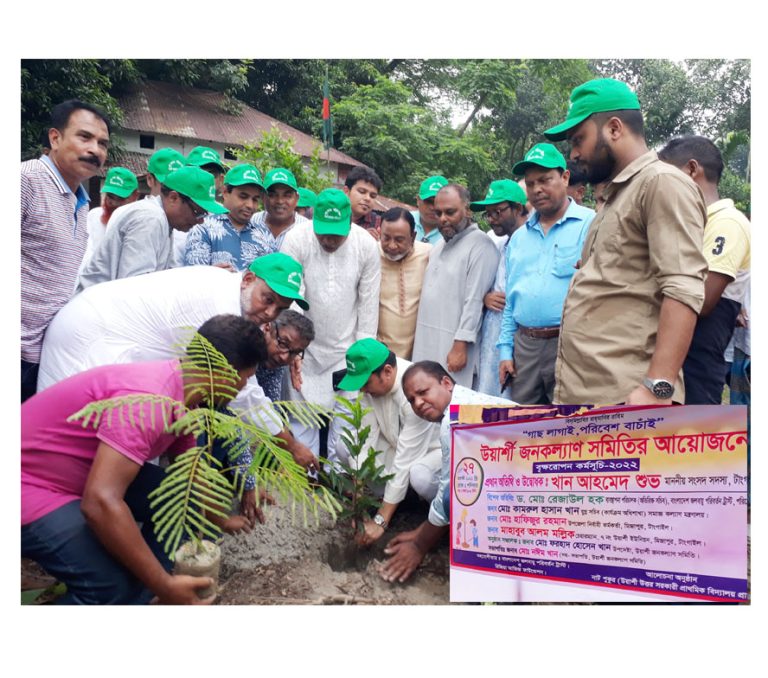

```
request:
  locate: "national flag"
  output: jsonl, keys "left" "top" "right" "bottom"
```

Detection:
{"left": 322, "top": 68, "right": 334, "bottom": 150}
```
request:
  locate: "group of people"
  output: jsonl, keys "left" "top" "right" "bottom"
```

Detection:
{"left": 20, "top": 76, "right": 750, "bottom": 604}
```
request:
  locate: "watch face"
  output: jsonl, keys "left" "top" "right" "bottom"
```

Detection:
{"left": 653, "top": 380, "right": 674, "bottom": 399}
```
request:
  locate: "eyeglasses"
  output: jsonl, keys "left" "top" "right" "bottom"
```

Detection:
{"left": 483, "top": 204, "right": 512, "bottom": 220}
{"left": 182, "top": 196, "right": 207, "bottom": 219}
{"left": 274, "top": 324, "right": 305, "bottom": 359}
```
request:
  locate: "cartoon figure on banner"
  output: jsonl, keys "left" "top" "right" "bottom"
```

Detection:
{"left": 470, "top": 519, "right": 479, "bottom": 547}
{"left": 459, "top": 508, "right": 471, "bottom": 549}
{"left": 456, "top": 522, "right": 462, "bottom": 547}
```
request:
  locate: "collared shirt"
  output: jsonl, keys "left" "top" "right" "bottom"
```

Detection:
{"left": 377, "top": 240, "right": 431, "bottom": 359}
{"left": 184, "top": 213, "right": 273, "bottom": 271}
{"left": 554, "top": 151, "right": 707, "bottom": 405}
{"left": 37, "top": 266, "right": 285, "bottom": 435}
{"left": 354, "top": 210, "right": 382, "bottom": 237}
{"left": 703, "top": 198, "right": 750, "bottom": 304}
{"left": 77, "top": 198, "right": 174, "bottom": 292}
{"left": 21, "top": 156, "right": 91, "bottom": 363}
{"left": 250, "top": 210, "right": 310, "bottom": 254}
{"left": 411, "top": 209, "right": 443, "bottom": 245}
{"left": 428, "top": 384, "right": 514, "bottom": 526}
{"left": 411, "top": 224, "right": 500, "bottom": 387}
{"left": 359, "top": 357, "right": 442, "bottom": 505}
{"left": 497, "top": 198, "right": 594, "bottom": 360}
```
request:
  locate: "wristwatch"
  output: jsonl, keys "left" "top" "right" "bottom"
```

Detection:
{"left": 373, "top": 514, "right": 388, "bottom": 530}
{"left": 642, "top": 376, "right": 674, "bottom": 400}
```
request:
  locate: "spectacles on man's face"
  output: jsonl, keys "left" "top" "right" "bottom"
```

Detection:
{"left": 483, "top": 204, "right": 512, "bottom": 220}
{"left": 274, "top": 324, "right": 305, "bottom": 359}
{"left": 182, "top": 196, "right": 207, "bottom": 219}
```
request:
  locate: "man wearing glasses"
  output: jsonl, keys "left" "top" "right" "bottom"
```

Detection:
{"left": 77, "top": 166, "right": 227, "bottom": 291}
{"left": 468, "top": 180, "right": 529, "bottom": 396}
{"left": 497, "top": 143, "right": 594, "bottom": 404}
{"left": 257, "top": 310, "right": 315, "bottom": 402}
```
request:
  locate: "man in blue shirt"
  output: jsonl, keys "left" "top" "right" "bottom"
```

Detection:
{"left": 184, "top": 164, "right": 267, "bottom": 271}
{"left": 411, "top": 175, "right": 448, "bottom": 245}
{"left": 497, "top": 143, "right": 594, "bottom": 404}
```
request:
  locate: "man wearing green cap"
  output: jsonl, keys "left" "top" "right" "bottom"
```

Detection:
{"left": 80, "top": 167, "right": 140, "bottom": 273}
{"left": 146, "top": 148, "right": 186, "bottom": 197}
{"left": 251, "top": 168, "right": 310, "bottom": 253}
{"left": 185, "top": 145, "right": 228, "bottom": 195}
{"left": 411, "top": 184, "right": 499, "bottom": 388}
{"left": 281, "top": 188, "right": 381, "bottom": 457}
{"left": 183, "top": 164, "right": 268, "bottom": 271}
{"left": 411, "top": 175, "right": 449, "bottom": 245}
{"left": 77, "top": 166, "right": 228, "bottom": 291}
{"left": 39, "top": 252, "right": 319, "bottom": 473}
{"left": 468, "top": 179, "right": 529, "bottom": 396}
{"left": 496, "top": 144, "right": 595, "bottom": 404}
{"left": 330, "top": 339, "right": 442, "bottom": 547}
{"left": 296, "top": 187, "right": 317, "bottom": 219}
{"left": 543, "top": 78, "right": 707, "bottom": 405}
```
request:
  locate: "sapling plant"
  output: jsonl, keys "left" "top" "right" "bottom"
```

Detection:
{"left": 322, "top": 394, "right": 394, "bottom": 538}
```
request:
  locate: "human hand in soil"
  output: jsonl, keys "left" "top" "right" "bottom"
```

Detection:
{"left": 289, "top": 354, "right": 303, "bottom": 391}
{"left": 241, "top": 488, "right": 276, "bottom": 524}
{"left": 356, "top": 518, "right": 385, "bottom": 547}
{"left": 222, "top": 514, "right": 254, "bottom": 535}
{"left": 154, "top": 575, "right": 217, "bottom": 605}
{"left": 380, "top": 537, "right": 425, "bottom": 583}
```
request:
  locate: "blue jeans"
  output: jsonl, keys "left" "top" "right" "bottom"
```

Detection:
{"left": 21, "top": 359, "right": 39, "bottom": 403}
{"left": 21, "top": 464, "right": 171, "bottom": 605}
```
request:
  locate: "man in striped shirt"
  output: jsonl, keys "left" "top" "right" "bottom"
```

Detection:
{"left": 21, "top": 99, "right": 111, "bottom": 401}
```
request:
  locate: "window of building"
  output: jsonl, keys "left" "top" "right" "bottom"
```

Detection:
{"left": 139, "top": 134, "right": 155, "bottom": 149}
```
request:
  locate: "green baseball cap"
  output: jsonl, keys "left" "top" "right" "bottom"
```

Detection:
{"left": 186, "top": 146, "right": 227, "bottom": 172}
{"left": 224, "top": 164, "right": 264, "bottom": 189}
{"left": 102, "top": 167, "right": 138, "bottom": 198}
{"left": 248, "top": 252, "right": 309, "bottom": 310}
{"left": 337, "top": 338, "right": 391, "bottom": 391}
{"left": 543, "top": 78, "right": 641, "bottom": 142}
{"left": 264, "top": 168, "right": 299, "bottom": 192}
{"left": 147, "top": 148, "right": 186, "bottom": 182}
{"left": 418, "top": 175, "right": 449, "bottom": 200}
{"left": 163, "top": 166, "right": 228, "bottom": 214}
{"left": 313, "top": 188, "right": 352, "bottom": 236}
{"left": 512, "top": 143, "right": 567, "bottom": 176}
{"left": 470, "top": 179, "right": 527, "bottom": 211}
{"left": 297, "top": 187, "right": 317, "bottom": 208}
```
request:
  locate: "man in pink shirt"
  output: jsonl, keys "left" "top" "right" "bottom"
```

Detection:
{"left": 22, "top": 314, "right": 264, "bottom": 605}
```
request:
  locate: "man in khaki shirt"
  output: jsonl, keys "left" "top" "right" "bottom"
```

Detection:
{"left": 543, "top": 78, "right": 707, "bottom": 405}
{"left": 378, "top": 207, "right": 431, "bottom": 359}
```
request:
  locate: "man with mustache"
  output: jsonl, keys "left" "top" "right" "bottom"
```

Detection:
{"left": 411, "top": 184, "right": 500, "bottom": 387}
{"left": 377, "top": 208, "right": 430, "bottom": 360}
{"left": 183, "top": 164, "right": 267, "bottom": 271}
{"left": 77, "top": 166, "right": 228, "bottom": 291}
{"left": 80, "top": 167, "right": 139, "bottom": 273}
{"left": 21, "top": 99, "right": 111, "bottom": 401}
{"left": 250, "top": 168, "right": 310, "bottom": 253}
{"left": 497, "top": 145, "right": 594, "bottom": 405}
{"left": 544, "top": 78, "right": 707, "bottom": 405}
{"left": 411, "top": 175, "right": 448, "bottom": 245}
{"left": 343, "top": 166, "right": 383, "bottom": 240}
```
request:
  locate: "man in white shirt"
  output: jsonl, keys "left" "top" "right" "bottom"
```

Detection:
{"left": 80, "top": 167, "right": 139, "bottom": 274}
{"left": 380, "top": 360, "right": 514, "bottom": 583}
{"left": 331, "top": 339, "right": 442, "bottom": 547}
{"left": 38, "top": 252, "right": 317, "bottom": 469}
{"left": 280, "top": 188, "right": 381, "bottom": 459}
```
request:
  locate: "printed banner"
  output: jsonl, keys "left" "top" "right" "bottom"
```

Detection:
{"left": 450, "top": 405, "right": 749, "bottom": 602}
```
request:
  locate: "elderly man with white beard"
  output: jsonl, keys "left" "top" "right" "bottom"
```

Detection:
{"left": 376, "top": 208, "right": 431, "bottom": 360}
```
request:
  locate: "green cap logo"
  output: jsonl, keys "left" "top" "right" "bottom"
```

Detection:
{"left": 209, "top": 186, "right": 216, "bottom": 199}
{"left": 109, "top": 175, "right": 125, "bottom": 186}
{"left": 273, "top": 171, "right": 289, "bottom": 182}
{"left": 323, "top": 207, "right": 342, "bottom": 221}
{"left": 287, "top": 271, "right": 302, "bottom": 290}
{"left": 346, "top": 359, "right": 358, "bottom": 373}
{"left": 169, "top": 159, "right": 183, "bottom": 171}
{"left": 243, "top": 169, "right": 260, "bottom": 182}
{"left": 526, "top": 147, "right": 546, "bottom": 161}
{"left": 202, "top": 150, "right": 217, "bottom": 161}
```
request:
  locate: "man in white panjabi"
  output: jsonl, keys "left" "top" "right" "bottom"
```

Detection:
{"left": 280, "top": 188, "right": 381, "bottom": 457}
